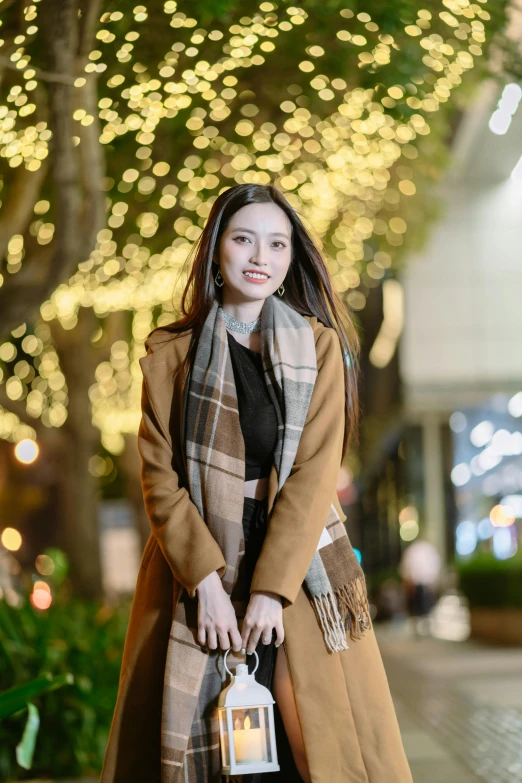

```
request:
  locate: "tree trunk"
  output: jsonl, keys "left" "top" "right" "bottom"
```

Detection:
{"left": 0, "top": 0, "right": 105, "bottom": 338}
{"left": 51, "top": 309, "right": 103, "bottom": 599}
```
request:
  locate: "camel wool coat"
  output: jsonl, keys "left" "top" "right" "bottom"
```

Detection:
{"left": 101, "top": 316, "right": 412, "bottom": 783}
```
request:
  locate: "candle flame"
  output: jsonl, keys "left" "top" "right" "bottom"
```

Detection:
{"left": 244, "top": 715, "right": 251, "bottom": 730}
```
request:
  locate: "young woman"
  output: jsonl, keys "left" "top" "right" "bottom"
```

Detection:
{"left": 101, "top": 184, "right": 412, "bottom": 783}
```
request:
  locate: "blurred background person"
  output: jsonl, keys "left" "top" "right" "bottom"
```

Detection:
{"left": 399, "top": 536, "right": 442, "bottom": 637}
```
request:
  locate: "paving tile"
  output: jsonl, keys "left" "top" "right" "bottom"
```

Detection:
{"left": 376, "top": 623, "right": 522, "bottom": 783}
{"left": 409, "top": 759, "right": 483, "bottom": 783}
{"left": 457, "top": 676, "right": 522, "bottom": 708}
{"left": 400, "top": 729, "right": 451, "bottom": 761}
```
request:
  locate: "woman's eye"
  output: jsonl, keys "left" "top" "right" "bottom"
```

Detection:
{"left": 233, "top": 236, "right": 285, "bottom": 248}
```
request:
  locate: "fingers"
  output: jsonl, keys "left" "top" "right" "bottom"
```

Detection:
{"left": 217, "top": 628, "right": 233, "bottom": 651}
{"left": 241, "top": 621, "right": 275, "bottom": 653}
{"left": 230, "top": 627, "right": 243, "bottom": 653}
{"left": 274, "top": 620, "right": 284, "bottom": 648}
{"left": 197, "top": 625, "right": 207, "bottom": 647}
{"left": 198, "top": 623, "right": 243, "bottom": 651}
{"left": 197, "top": 592, "right": 239, "bottom": 650}
{"left": 241, "top": 620, "right": 285, "bottom": 652}
{"left": 196, "top": 594, "right": 285, "bottom": 654}
{"left": 207, "top": 628, "right": 218, "bottom": 651}
{"left": 199, "top": 622, "right": 284, "bottom": 653}
{"left": 242, "top": 621, "right": 262, "bottom": 654}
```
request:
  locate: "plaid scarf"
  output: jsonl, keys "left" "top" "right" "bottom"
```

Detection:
{"left": 160, "top": 295, "right": 371, "bottom": 782}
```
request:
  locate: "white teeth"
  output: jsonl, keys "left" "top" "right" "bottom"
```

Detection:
{"left": 244, "top": 271, "right": 269, "bottom": 280}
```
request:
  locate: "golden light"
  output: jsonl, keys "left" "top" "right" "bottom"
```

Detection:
{"left": 14, "top": 438, "right": 39, "bottom": 464}
{"left": 0, "top": 1, "right": 495, "bottom": 453}
{"left": 35, "top": 554, "right": 55, "bottom": 576}
{"left": 30, "top": 586, "right": 53, "bottom": 610}
{"left": 1, "top": 527, "right": 22, "bottom": 551}
{"left": 4, "top": 588, "right": 20, "bottom": 607}
{"left": 490, "top": 504, "right": 515, "bottom": 528}
{"left": 399, "top": 506, "right": 419, "bottom": 525}
{"left": 399, "top": 519, "right": 419, "bottom": 541}
{"left": 369, "top": 279, "right": 404, "bottom": 368}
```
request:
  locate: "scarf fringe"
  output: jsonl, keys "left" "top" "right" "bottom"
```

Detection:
{"left": 310, "top": 576, "right": 372, "bottom": 653}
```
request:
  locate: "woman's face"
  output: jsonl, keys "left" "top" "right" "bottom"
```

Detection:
{"left": 216, "top": 202, "right": 292, "bottom": 303}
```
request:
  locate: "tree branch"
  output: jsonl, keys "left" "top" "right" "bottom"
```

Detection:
{"left": 78, "top": 0, "right": 103, "bottom": 60}
{"left": 76, "top": 1, "right": 107, "bottom": 253}
{"left": 0, "top": 56, "right": 77, "bottom": 84}
{"left": 0, "top": 162, "right": 48, "bottom": 260}
{"left": 0, "top": 385, "right": 45, "bottom": 439}
{"left": 0, "top": 0, "right": 105, "bottom": 338}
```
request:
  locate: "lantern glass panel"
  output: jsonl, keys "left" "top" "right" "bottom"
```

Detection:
{"left": 218, "top": 710, "right": 230, "bottom": 767}
{"left": 231, "top": 706, "right": 272, "bottom": 765}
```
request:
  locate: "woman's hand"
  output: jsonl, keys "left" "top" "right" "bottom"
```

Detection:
{"left": 196, "top": 571, "right": 243, "bottom": 652}
{"left": 241, "top": 590, "right": 284, "bottom": 653}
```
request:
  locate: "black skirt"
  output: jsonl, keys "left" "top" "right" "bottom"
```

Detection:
{"left": 230, "top": 496, "right": 303, "bottom": 783}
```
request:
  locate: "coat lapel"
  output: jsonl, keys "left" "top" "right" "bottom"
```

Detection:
{"left": 140, "top": 356, "right": 174, "bottom": 441}
{"left": 138, "top": 333, "right": 190, "bottom": 450}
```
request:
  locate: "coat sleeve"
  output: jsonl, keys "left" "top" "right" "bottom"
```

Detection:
{"left": 249, "top": 326, "right": 346, "bottom": 608}
{"left": 138, "top": 377, "right": 227, "bottom": 598}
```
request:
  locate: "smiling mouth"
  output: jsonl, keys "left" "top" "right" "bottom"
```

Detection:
{"left": 243, "top": 271, "right": 270, "bottom": 281}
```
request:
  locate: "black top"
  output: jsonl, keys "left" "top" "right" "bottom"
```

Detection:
{"left": 226, "top": 331, "right": 278, "bottom": 481}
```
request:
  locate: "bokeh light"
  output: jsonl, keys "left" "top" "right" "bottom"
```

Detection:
{"left": 492, "top": 526, "right": 518, "bottom": 560}
{"left": 455, "top": 520, "right": 477, "bottom": 556}
{"left": 30, "top": 585, "right": 53, "bottom": 610}
{"left": 399, "top": 506, "right": 419, "bottom": 525}
{"left": 35, "top": 553, "right": 55, "bottom": 576}
{"left": 0, "top": 1, "right": 495, "bottom": 454}
{"left": 490, "top": 504, "right": 515, "bottom": 528}
{"left": 14, "top": 438, "right": 39, "bottom": 464}
{"left": 399, "top": 518, "right": 419, "bottom": 541}
{"left": 1, "top": 527, "right": 22, "bottom": 551}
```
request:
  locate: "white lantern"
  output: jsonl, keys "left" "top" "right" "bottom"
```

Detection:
{"left": 217, "top": 648, "right": 280, "bottom": 775}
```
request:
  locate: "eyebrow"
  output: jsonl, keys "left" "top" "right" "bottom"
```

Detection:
{"left": 230, "top": 227, "right": 290, "bottom": 240}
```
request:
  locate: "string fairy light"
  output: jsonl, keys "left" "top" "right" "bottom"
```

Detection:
{"left": 0, "top": 1, "right": 497, "bottom": 450}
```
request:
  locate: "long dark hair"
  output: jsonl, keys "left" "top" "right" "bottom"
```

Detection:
{"left": 158, "top": 183, "right": 359, "bottom": 453}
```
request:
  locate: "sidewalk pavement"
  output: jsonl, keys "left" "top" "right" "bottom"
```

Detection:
{"left": 375, "top": 621, "right": 522, "bottom": 783}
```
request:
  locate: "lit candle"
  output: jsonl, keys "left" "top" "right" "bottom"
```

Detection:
{"left": 233, "top": 714, "right": 264, "bottom": 763}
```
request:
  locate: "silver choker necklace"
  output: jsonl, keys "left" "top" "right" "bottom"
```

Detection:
{"left": 222, "top": 310, "right": 261, "bottom": 334}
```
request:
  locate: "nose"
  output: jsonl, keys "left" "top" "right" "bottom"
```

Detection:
{"left": 251, "top": 244, "right": 268, "bottom": 266}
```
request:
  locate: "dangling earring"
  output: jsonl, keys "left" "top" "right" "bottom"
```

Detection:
{"left": 277, "top": 282, "right": 285, "bottom": 297}
{"left": 214, "top": 269, "right": 224, "bottom": 287}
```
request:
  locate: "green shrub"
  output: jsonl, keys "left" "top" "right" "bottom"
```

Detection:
{"left": 1, "top": 673, "right": 74, "bottom": 771}
{"left": 0, "top": 593, "right": 129, "bottom": 781}
{"left": 456, "top": 551, "right": 522, "bottom": 610}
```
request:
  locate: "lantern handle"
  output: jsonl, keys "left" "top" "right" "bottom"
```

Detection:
{"left": 223, "top": 648, "right": 259, "bottom": 677}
